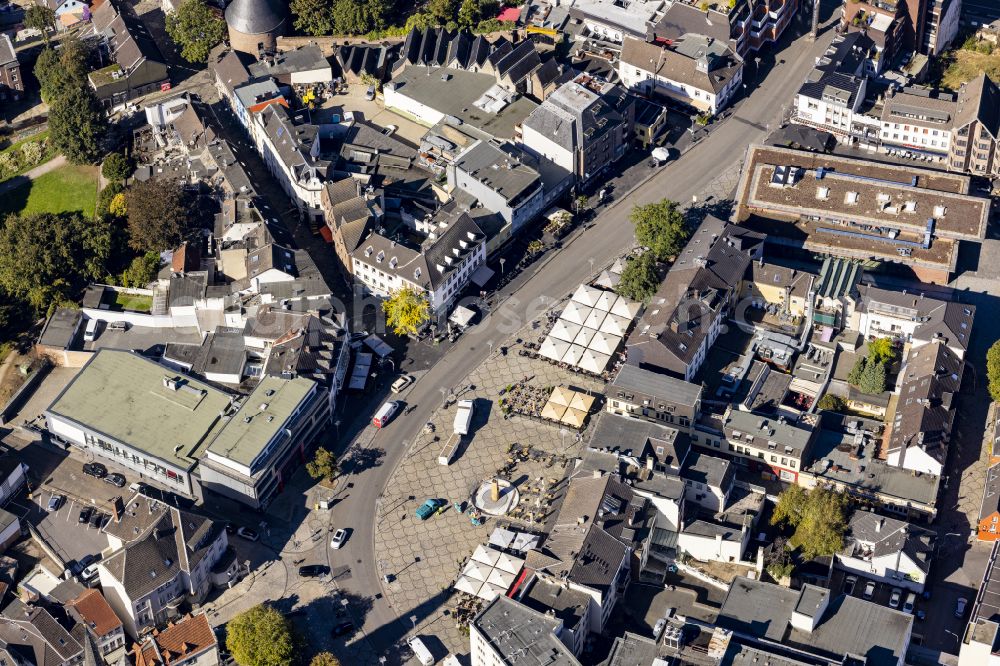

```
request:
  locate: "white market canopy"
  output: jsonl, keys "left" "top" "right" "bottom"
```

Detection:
{"left": 449, "top": 305, "right": 475, "bottom": 328}
{"left": 573, "top": 326, "right": 597, "bottom": 348}
{"left": 539, "top": 337, "right": 570, "bottom": 362}
{"left": 588, "top": 331, "right": 622, "bottom": 355}
{"left": 560, "top": 301, "right": 592, "bottom": 325}
{"left": 549, "top": 319, "right": 582, "bottom": 343}
{"left": 571, "top": 284, "right": 602, "bottom": 308}
{"left": 562, "top": 344, "right": 586, "bottom": 366}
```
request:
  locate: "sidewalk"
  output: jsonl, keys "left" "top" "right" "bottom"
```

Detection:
{"left": 0, "top": 154, "right": 66, "bottom": 197}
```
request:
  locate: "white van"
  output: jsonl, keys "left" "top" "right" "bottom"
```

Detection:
{"left": 372, "top": 401, "right": 400, "bottom": 429}
{"left": 407, "top": 636, "right": 434, "bottom": 666}
{"left": 84, "top": 319, "right": 98, "bottom": 342}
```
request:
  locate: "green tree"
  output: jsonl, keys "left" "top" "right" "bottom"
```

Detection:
{"left": 404, "top": 11, "right": 436, "bottom": 30}
{"left": 95, "top": 181, "right": 125, "bottom": 220}
{"left": 291, "top": 0, "right": 334, "bottom": 35}
{"left": 118, "top": 251, "right": 161, "bottom": 288}
{"left": 867, "top": 337, "right": 896, "bottom": 365}
{"left": 306, "top": 447, "right": 340, "bottom": 482}
{"left": 165, "top": 0, "right": 227, "bottom": 63}
{"left": 20, "top": 140, "right": 44, "bottom": 166}
{"left": 616, "top": 252, "right": 659, "bottom": 302}
{"left": 383, "top": 286, "right": 429, "bottom": 336}
{"left": 227, "top": 605, "right": 295, "bottom": 666}
{"left": 124, "top": 179, "right": 189, "bottom": 252}
{"left": 34, "top": 39, "right": 91, "bottom": 104}
{"left": 49, "top": 86, "right": 106, "bottom": 165}
{"left": 24, "top": 5, "right": 56, "bottom": 41}
{"left": 457, "top": 0, "right": 480, "bottom": 27}
{"left": 988, "top": 339, "right": 1000, "bottom": 402}
{"left": 630, "top": 199, "right": 689, "bottom": 261}
{"left": 102, "top": 153, "right": 132, "bottom": 182}
{"left": 847, "top": 356, "right": 866, "bottom": 387}
{"left": 0, "top": 212, "right": 111, "bottom": 312}
{"left": 428, "top": 0, "right": 458, "bottom": 22}
{"left": 332, "top": 0, "right": 370, "bottom": 34}
{"left": 857, "top": 359, "right": 886, "bottom": 394}
{"left": 310, "top": 654, "right": 341, "bottom": 666}
{"left": 817, "top": 394, "right": 845, "bottom": 412}
{"left": 771, "top": 486, "right": 848, "bottom": 560}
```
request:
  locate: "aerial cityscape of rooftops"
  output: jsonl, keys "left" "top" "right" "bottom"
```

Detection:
{"left": 3, "top": 0, "right": 1000, "bottom": 662}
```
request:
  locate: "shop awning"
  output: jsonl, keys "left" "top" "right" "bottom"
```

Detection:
{"left": 470, "top": 264, "right": 495, "bottom": 287}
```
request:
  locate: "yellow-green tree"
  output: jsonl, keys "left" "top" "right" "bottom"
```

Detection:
{"left": 771, "top": 486, "right": 849, "bottom": 559}
{"left": 227, "top": 605, "right": 295, "bottom": 666}
{"left": 383, "top": 286, "right": 430, "bottom": 336}
{"left": 306, "top": 447, "right": 339, "bottom": 482}
{"left": 310, "top": 653, "right": 341, "bottom": 666}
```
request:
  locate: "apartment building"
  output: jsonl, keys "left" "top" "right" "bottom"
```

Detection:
{"left": 0, "top": 35, "right": 22, "bottom": 101}
{"left": 648, "top": 0, "right": 800, "bottom": 60}
{"left": 131, "top": 613, "right": 219, "bottom": 666}
{"left": 836, "top": 509, "right": 936, "bottom": 593}
{"left": 948, "top": 74, "right": 1000, "bottom": 178}
{"left": 852, "top": 284, "right": 975, "bottom": 358}
{"left": 450, "top": 140, "right": 545, "bottom": 236}
{"left": 605, "top": 364, "right": 703, "bottom": 431}
{"left": 66, "top": 589, "right": 127, "bottom": 662}
{"left": 618, "top": 35, "right": 744, "bottom": 115}
{"left": 88, "top": 0, "right": 169, "bottom": 108}
{"left": 255, "top": 105, "right": 328, "bottom": 221}
{"left": 470, "top": 596, "right": 580, "bottom": 666}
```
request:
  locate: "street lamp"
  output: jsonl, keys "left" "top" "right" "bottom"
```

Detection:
{"left": 499, "top": 258, "right": 506, "bottom": 276}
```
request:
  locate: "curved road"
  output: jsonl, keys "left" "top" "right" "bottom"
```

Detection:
{"left": 327, "top": 13, "right": 840, "bottom": 664}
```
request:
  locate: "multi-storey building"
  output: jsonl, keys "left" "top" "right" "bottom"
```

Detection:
{"left": 949, "top": 73, "right": 1000, "bottom": 177}
{"left": 0, "top": 35, "right": 23, "bottom": 101}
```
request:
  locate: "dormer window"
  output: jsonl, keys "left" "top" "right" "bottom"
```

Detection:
{"left": 816, "top": 186, "right": 830, "bottom": 200}
{"left": 365, "top": 246, "right": 373, "bottom": 257}
{"left": 845, "top": 191, "right": 859, "bottom": 205}
{"left": 933, "top": 204, "right": 947, "bottom": 217}
{"left": 376, "top": 250, "right": 385, "bottom": 263}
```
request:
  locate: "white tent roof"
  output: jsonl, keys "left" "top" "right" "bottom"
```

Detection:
{"left": 471, "top": 544, "right": 501, "bottom": 567}
{"left": 599, "top": 313, "right": 631, "bottom": 336}
{"left": 454, "top": 575, "right": 482, "bottom": 596}
{"left": 511, "top": 532, "right": 540, "bottom": 552}
{"left": 588, "top": 331, "right": 622, "bottom": 355}
{"left": 539, "top": 336, "right": 570, "bottom": 362}
{"left": 478, "top": 582, "right": 505, "bottom": 601}
{"left": 487, "top": 568, "right": 516, "bottom": 588}
{"left": 462, "top": 560, "right": 490, "bottom": 582}
{"left": 562, "top": 344, "right": 586, "bottom": 366}
{"left": 578, "top": 348, "right": 611, "bottom": 374}
{"left": 593, "top": 270, "right": 620, "bottom": 289}
{"left": 571, "top": 284, "right": 602, "bottom": 308}
{"left": 583, "top": 307, "right": 607, "bottom": 331}
{"left": 593, "top": 290, "right": 618, "bottom": 313}
{"left": 495, "top": 552, "right": 525, "bottom": 575}
{"left": 611, "top": 296, "right": 641, "bottom": 319}
{"left": 549, "top": 319, "right": 582, "bottom": 343}
{"left": 489, "top": 528, "right": 516, "bottom": 550}
{"left": 573, "top": 326, "right": 597, "bottom": 348}
{"left": 560, "top": 301, "right": 592, "bottom": 325}
{"left": 449, "top": 305, "right": 476, "bottom": 328}
{"left": 610, "top": 258, "right": 627, "bottom": 275}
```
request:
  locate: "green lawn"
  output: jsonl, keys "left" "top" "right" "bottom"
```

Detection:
{"left": 0, "top": 164, "right": 99, "bottom": 218}
{"left": 114, "top": 292, "right": 153, "bottom": 313}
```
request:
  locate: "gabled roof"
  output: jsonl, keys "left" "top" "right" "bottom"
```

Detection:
{"left": 843, "top": 509, "right": 935, "bottom": 574}
{"left": 133, "top": 614, "right": 216, "bottom": 666}
{"left": 955, "top": 73, "right": 1000, "bottom": 138}
{"left": 67, "top": 589, "right": 123, "bottom": 638}
{"left": 0, "top": 34, "right": 16, "bottom": 68}
{"left": 0, "top": 599, "right": 83, "bottom": 664}
{"left": 621, "top": 35, "right": 742, "bottom": 95}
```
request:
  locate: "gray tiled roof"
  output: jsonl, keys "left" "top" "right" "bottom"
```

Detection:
{"left": 472, "top": 596, "right": 580, "bottom": 666}
{"left": 844, "top": 509, "right": 935, "bottom": 574}
{"left": 588, "top": 411, "right": 689, "bottom": 469}
{"left": 680, "top": 450, "right": 733, "bottom": 491}
{"left": 610, "top": 364, "right": 702, "bottom": 410}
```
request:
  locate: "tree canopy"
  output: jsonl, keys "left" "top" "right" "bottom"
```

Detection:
{"left": 23, "top": 5, "right": 56, "bottom": 40}
{"left": 124, "top": 179, "right": 190, "bottom": 252}
{"left": 771, "top": 486, "right": 849, "bottom": 560}
{"left": 383, "top": 286, "right": 430, "bottom": 336}
{"left": 165, "top": 0, "right": 227, "bottom": 63}
{"left": 34, "top": 39, "right": 91, "bottom": 104}
{"left": 615, "top": 251, "right": 658, "bottom": 303}
{"left": 291, "top": 0, "right": 335, "bottom": 35}
{"left": 226, "top": 605, "right": 295, "bottom": 666}
{"left": 118, "top": 251, "right": 161, "bottom": 288}
{"left": 102, "top": 153, "right": 132, "bottom": 182}
{"left": 629, "top": 199, "right": 689, "bottom": 261}
{"left": 310, "top": 654, "right": 341, "bottom": 666}
{"left": 988, "top": 339, "right": 1000, "bottom": 402}
{"left": 0, "top": 212, "right": 112, "bottom": 312}
{"left": 867, "top": 337, "right": 896, "bottom": 365}
{"left": 306, "top": 448, "right": 339, "bottom": 482}
{"left": 49, "top": 86, "right": 106, "bottom": 165}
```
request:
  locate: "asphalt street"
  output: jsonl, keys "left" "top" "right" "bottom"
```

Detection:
{"left": 325, "top": 13, "right": 845, "bottom": 664}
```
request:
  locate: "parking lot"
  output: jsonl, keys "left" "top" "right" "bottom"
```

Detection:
{"left": 313, "top": 84, "right": 429, "bottom": 146}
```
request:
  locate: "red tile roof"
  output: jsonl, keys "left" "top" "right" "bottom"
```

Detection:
{"left": 133, "top": 613, "right": 216, "bottom": 666}
{"left": 67, "top": 589, "right": 123, "bottom": 637}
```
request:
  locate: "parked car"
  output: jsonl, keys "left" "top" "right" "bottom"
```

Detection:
{"left": 863, "top": 581, "right": 876, "bottom": 600}
{"left": 956, "top": 597, "right": 968, "bottom": 618}
{"left": 298, "top": 565, "right": 329, "bottom": 577}
{"left": 372, "top": 401, "right": 400, "bottom": 428}
{"left": 107, "top": 321, "right": 129, "bottom": 332}
{"left": 889, "top": 588, "right": 902, "bottom": 609}
{"left": 236, "top": 527, "right": 259, "bottom": 542}
{"left": 81, "top": 562, "right": 100, "bottom": 581}
{"left": 46, "top": 494, "right": 64, "bottom": 512}
{"left": 104, "top": 473, "right": 126, "bottom": 488}
{"left": 843, "top": 575, "right": 857, "bottom": 595}
{"left": 415, "top": 498, "right": 447, "bottom": 520}
{"left": 84, "top": 319, "right": 99, "bottom": 342}
{"left": 331, "top": 621, "right": 354, "bottom": 638}
{"left": 89, "top": 511, "right": 104, "bottom": 529}
{"left": 903, "top": 592, "right": 916, "bottom": 614}
{"left": 330, "top": 529, "right": 348, "bottom": 549}
{"left": 390, "top": 375, "right": 414, "bottom": 393}
{"left": 78, "top": 506, "right": 93, "bottom": 524}
{"left": 364, "top": 85, "right": 376, "bottom": 101}
{"left": 82, "top": 462, "right": 107, "bottom": 479}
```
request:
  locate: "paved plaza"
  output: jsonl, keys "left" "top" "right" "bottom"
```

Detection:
{"left": 373, "top": 317, "right": 606, "bottom": 655}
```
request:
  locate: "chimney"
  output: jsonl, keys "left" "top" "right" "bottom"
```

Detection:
{"left": 646, "top": 456, "right": 655, "bottom": 471}
{"left": 593, "top": 469, "right": 603, "bottom": 479}
{"left": 875, "top": 517, "right": 883, "bottom": 533}
{"left": 113, "top": 496, "right": 126, "bottom": 523}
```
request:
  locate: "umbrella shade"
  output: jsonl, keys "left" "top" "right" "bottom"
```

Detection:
{"left": 571, "top": 284, "right": 601, "bottom": 307}
{"left": 562, "top": 344, "right": 586, "bottom": 366}
{"left": 573, "top": 326, "right": 597, "bottom": 348}
{"left": 583, "top": 307, "right": 607, "bottom": 331}
{"left": 511, "top": 532, "right": 540, "bottom": 552}
{"left": 561, "top": 407, "right": 587, "bottom": 428}
{"left": 594, "top": 270, "right": 620, "bottom": 289}
{"left": 478, "top": 582, "right": 506, "bottom": 601}
{"left": 588, "top": 331, "right": 622, "bottom": 355}
{"left": 549, "top": 319, "right": 582, "bottom": 343}
{"left": 610, "top": 257, "right": 627, "bottom": 275}
{"left": 611, "top": 295, "right": 641, "bottom": 319}
{"left": 539, "top": 336, "right": 570, "bottom": 362}
{"left": 489, "top": 528, "right": 516, "bottom": 550}
{"left": 578, "top": 348, "right": 610, "bottom": 374}
{"left": 487, "top": 568, "right": 516, "bottom": 588}
{"left": 495, "top": 552, "right": 525, "bottom": 574}
{"left": 462, "top": 560, "right": 489, "bottom": 582}
{"left": 569, "top": 391, "right": 595, "bottom": 413}
{"left": 549, "top": 386, "right": 575, "bottom": 407}
{"left": 471, "top": 544, "right": 501, "bottom": 567}
{"left": 593, "top": 290, "right": 618, "bottom": 313}
{"left": 454, "top": 575, "right": 482, "bottom": 596}
{"left": 541, "top": 400, "right": 568, "bottom": 422}
{"left": 599, "top": 313, "right": 631, "bottom": 336}
{"left": 560, "top": 301, "right": 592, "bottom": 325}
